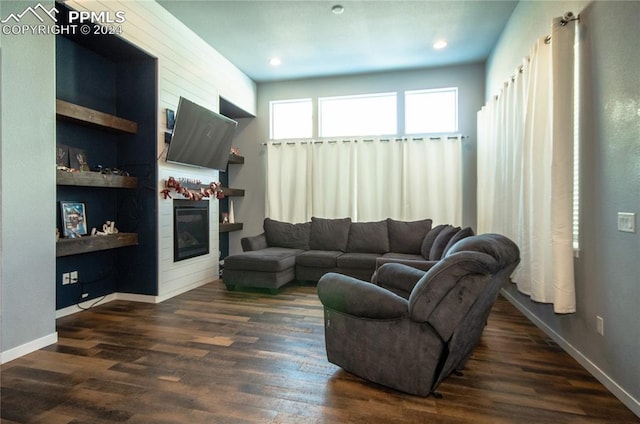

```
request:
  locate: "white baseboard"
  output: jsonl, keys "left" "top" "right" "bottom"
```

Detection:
{"left": 1, "top": 332, "right": 58, "bottom": 365}
{"left": 501, "top": 289, "right": 640, "bottom": 418}
{"left": 54, "top": 280, "right": 211, "bottom": 319}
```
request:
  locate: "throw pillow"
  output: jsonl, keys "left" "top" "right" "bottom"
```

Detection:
{"left": 387, "top": 218, "right": 433, "bottom": 254}
{"left": 420, "top": 224, "right": 448, "bottom": 259}
{"left": 263, "top": 218, "right": 311, "bottom": 250}
{"left": 346, "top": 220, "right": 390, "bottom": 254}
{"left": 442, "top": 226, "right": 475, "bottom": 257}
{"left": 429, "top": 225, "right": 461, "bottom": 260}
{"left": 309, "top": 217, "right": 352, "bottom": 251}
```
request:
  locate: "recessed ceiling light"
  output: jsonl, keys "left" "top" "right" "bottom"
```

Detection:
{"left": 269, "top": 57, "right": 282, "bottom": 67}
{"left": 332, "top": 4, "right": 344, "bottom": 15}
{"left": 433, "top": 40, "right": 448, "bottom": 50}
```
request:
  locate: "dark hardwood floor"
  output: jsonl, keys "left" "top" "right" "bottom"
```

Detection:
{"left": 1, "top": 280, "right": 638, "bottom": 423}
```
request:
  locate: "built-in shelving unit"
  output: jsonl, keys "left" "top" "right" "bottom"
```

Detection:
{"left": 55, "top": 4, "right": 158, "bottom": 309}
{"left": 56, "top": 99, "right": 138, "bottom": 134}
{"left": 228, "top": 153, "right": 245, "bottom": 165}
{"left": 220, "top": 187, "right": 245, "bottom": 197}
{"left": 56, "top": 169, "right": 138, "bottom": 189}
{"left": 219, "top": 223, "right": 243, "bottom": 233}
{"left": 56, "top": 233, "right": 138, "bottom": 257}
{"left": 218, "top": 155, "right": 245, "bottom": 236}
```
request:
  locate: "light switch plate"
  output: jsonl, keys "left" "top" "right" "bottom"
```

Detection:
{"left": 617, "top": 212, "right": 636, "bottom": 233}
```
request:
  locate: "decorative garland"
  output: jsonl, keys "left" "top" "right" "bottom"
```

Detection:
{"left": 160, "top": 176, "right": 224, "bottom": 201}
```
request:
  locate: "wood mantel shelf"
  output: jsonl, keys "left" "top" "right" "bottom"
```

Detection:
{"left": 220, "top": 187, "right": 245, "bottom": 197}
{"left": 57, "top": 170, "right": 138, "bottom": 189}
{"left": 219, "top": 223, "right": 243, "bottom": 233}
{"left": 228, "top": 154, "right": 244, "bottom": 164}
{"left": 56, "top": 99, "right": 138, "bottom": 134}
{"left": 56, "top": 233, "right": 138, "bottom": 257}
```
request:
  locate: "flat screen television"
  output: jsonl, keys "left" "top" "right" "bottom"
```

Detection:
{"left": 166, "top": 97, "right": 238, "bottom": 171}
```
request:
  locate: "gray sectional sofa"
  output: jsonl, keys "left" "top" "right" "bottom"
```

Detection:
{"left": 222, "top": 217, "right": 474, "bottom": 292}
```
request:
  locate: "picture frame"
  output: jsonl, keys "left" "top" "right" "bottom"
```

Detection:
{"left": 56, "top": 144, "right": 70, "bottom": 167}
{"left": 69, "top": 147, "right": 90, "bottom": 171}
{"left": 60, "top": 201, "right": 88, "bottom": 238}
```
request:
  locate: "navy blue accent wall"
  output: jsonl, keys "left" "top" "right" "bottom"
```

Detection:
{"left": 55, "top": 27, "right": 158, "bottom": 309}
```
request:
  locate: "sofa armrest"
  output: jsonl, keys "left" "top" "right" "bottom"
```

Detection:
{"left": 241, "top": 233, "right": 268, "bottom": 251}
{"left": 317, "top": 273, "right": 408, "bottom": 320}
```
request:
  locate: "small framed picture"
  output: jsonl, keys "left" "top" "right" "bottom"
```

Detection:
{"left": 69, "top": 147, "right": 90, "bottom": 171}
{"left": 56, "top": 144, "right": 70, "bottom": 167}
{"left": 60, "top": 201, "right": 88, "bottom": 238}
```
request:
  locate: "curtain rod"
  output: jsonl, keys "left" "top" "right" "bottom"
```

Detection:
{"left": 545, "top": 11, "right": 579, "bottom": 44}
{"left": 262, "top": 136, "right": 468, "bottom": 146}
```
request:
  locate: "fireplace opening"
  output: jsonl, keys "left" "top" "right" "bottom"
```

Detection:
{"left": 173, "top": 199, "right": 209, "bottom": 262}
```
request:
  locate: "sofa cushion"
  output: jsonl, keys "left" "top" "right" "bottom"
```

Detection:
{"left": 296, "top": 250, "right": 343, "bottom": 268}
{"left": 387, "top": 218, "right": 433, "bottom": 254}
{"left": 421, "top": 224, "right": 448, "bottom": 259}
{"left": 443, "top": 226, "right": 475, "bottom": 257}
{"left": 309, "top": 217, "right": 351, "bottom": 252}
{"left": 337, "top": 252, "right": 380, "bottom": 270}
{"left": 263, "top": 218, "right": 311, "bottom": 250}
{"left": 381, "top": 252, "right": 425, "bottom": 262}
{"left": 429, "top": 225, "right": 461, "bottom": 260}
{"left": 346, "top": 220, "right": 389, "bottom": 254}
{"left": 224, "top": 247, "right": 303, "bottom": 272}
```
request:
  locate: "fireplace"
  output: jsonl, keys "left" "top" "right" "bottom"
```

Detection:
{"left": 173, "top": 199, "right": 210, "bottom": 262}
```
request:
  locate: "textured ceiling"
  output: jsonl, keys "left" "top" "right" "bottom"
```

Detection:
{"left": 157, "top": 0, "right": 518, "bottom": 82}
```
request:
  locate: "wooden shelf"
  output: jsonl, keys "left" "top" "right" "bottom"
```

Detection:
{"left": 57, "top": 170, "right": 137, "bottom": 189}
{"left": 228, "top": 154, "right": 245, "bottom": 165}
{"left": 220, "top": 187, "right": 244, "bottom": 197}
{"left": 56, "top": 99, "right": 138, "bottom": 134}
{"left": 56, "top": 233, "right": 138, "bottom": 257}
{"left": 219, "top": 223, "right": 243, "bottom": 233}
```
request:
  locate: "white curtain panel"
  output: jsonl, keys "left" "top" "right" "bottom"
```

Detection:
{"left": 477, "top": 17, "right": 576, "bottom": 313}
{"left": 310, "top": 140, "right": 356, "bottom": 218}
{"left": 266, "top": 136, "right": 462, "bottom": 225}
{"left": 265, "top": 141, "right": 312, "bottom": 223}
{"left": 401, "top": 137, "right": 462, "bottom": 224}
{"left": 354, "top": 139, "right": 403, "bottom": 221}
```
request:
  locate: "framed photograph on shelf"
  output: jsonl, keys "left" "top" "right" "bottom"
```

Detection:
{"left": 60, "top": 201, "right": 88, "bottom": 238}
{"left": 56, "top": 144, "right": 70, "bottom": 167}
{"left": 69, "top": 147, "right": 90, "bottom": 171}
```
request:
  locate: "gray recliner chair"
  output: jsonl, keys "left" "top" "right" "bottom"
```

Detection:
{"left": 317, "top": 233, "right": 520, "bottom": 397}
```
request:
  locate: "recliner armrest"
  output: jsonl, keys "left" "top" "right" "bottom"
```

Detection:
{"left": 318, "top": 273, "right": 408, "bottom": 320}
{"left": 241, "top": 233, "right": 268, "bottom": 251}
{"left": 372, "top": 263, "right": 431, "bottom": 299}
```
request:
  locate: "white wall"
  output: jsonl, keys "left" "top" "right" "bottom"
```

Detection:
{"left": 66, "top": 0, "right": 256, "bottom": 300}
{"left": 486, "top": 0, "right": 640, "bottom": 416}
{"left": 0, "top": 1, "right": 57, "bottom": 361}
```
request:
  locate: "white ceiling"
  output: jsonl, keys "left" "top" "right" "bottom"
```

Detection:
{"left": 157, "top": 0, "right": 518, "bottom": 82}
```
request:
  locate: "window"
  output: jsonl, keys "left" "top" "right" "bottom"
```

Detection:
{"left": 319, "top": 93, "right": 397, "bottom": 137}
{"left": 405, "top": 87, "right": 458, "bottom": 134}
{"left": 270, "top": 99, "right": 312, "bottom": 140}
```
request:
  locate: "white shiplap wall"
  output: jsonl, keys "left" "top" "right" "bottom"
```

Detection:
{"left": 67, "top": 1, "right": 256, "bottom": 300}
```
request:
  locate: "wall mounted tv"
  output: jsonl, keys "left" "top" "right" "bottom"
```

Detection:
{"left": 166, "top": 97, "right": 238, "bottom": 171}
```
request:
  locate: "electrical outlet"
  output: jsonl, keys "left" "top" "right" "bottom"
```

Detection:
{"left": 617, "top": 212, "right": 636, "bottom": 233}
{"left": 62, "top": 272, "right": 71, "bottom": 285}
{"left": 70, "top": 271, "right": 78, "bottom": 284}
{"left": 596, "top": 315, "right": 604, "bottom": 336}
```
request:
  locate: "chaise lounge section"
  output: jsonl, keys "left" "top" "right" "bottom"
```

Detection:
{"left": 222, "top": 217, "right": 474, "bottom": 292}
